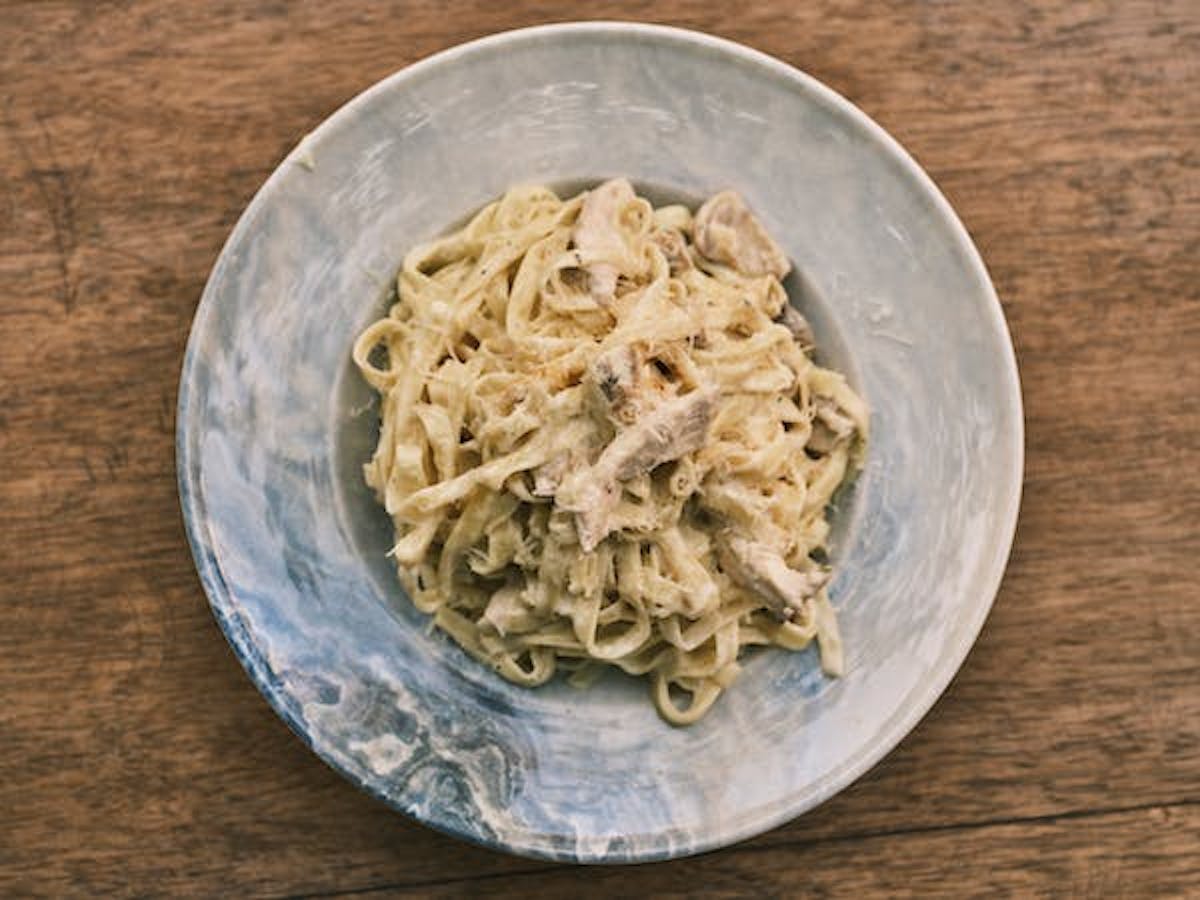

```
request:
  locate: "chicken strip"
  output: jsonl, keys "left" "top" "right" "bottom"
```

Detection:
{"left": 650, "top": 226, "right": 694, "bottom": 276}
{"left": 693, "top": 190, "right": 791, "bottom": 279}
{"left": 558, "top": 389, "right": 716, "bottom": 551}
{"left": 719, "top": 532, "right": 830, "bottom": 621}
{"left": 807, "top": 396, "right": 858, "bottom": 454}
{"left": 572, "top": 178, "right": 637, "bottom": 302}
{"left": 589, "top": 341, "right": 674, "bottom": 427}
{"left": 776, "top": 303, "right": 815, "bottom": 348}
{"left": 591, "top": 343, "right": 642, "bottom": 412}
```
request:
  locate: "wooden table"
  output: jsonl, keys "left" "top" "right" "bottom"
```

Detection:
{"left": 3, "top": 2, "right": 1197, "bottom": 895}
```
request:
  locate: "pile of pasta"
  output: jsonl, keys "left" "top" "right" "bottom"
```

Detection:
{"left": 353, "top": 180, "right": 867, "bottom": 724}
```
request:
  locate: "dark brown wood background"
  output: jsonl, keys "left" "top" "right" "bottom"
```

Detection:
{"left": 3, "top": 1, "right": 1198, "bottom": 896}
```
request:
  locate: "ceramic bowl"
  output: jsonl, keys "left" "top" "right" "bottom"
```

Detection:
{"left": 177, "top": 22, "right": 1023, "bottom": 863}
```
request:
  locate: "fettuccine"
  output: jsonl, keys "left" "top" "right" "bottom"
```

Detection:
{"left": 353, "top": 180, "right": 867, "bottom": 724}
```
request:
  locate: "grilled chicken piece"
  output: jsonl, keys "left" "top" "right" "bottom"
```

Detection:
{"left": 591, "top": 343, "right": 641, "bottom": 409}
{"left": 776, "top": 304, "right": 815, "bottom": 348}
{"left": 807, "top": 396, "right": 858, "bottom": 454}
{"left": 572, "top": 178, "right": 636, "bottom": 302}
{"left": 693, "top": 190, "right": 791, "bottom": 279}
{"left": 601, "top": 388, "right": 715, "bottom": 482}
{"left": 650, "top": 227, "right": 694, "bottom": 276}
{"left": 719, "top": 532, "right": 830, "bottom": 621}
{"left": 589, "top": 342, "right": 661, "bottom": 426}
{"left": 814, "top": 397, "right": 856, "bottom": 438}
{"left": 558, "top": 389, "right": 716, "bottom": 551}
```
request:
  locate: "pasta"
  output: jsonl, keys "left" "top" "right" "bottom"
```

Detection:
{"left": 353, "top": 180, "right": 867, "bottom": 725}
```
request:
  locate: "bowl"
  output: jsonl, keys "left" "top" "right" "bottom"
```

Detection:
{"left": 177, "top": 22, "right": 1023, "bottom": 862}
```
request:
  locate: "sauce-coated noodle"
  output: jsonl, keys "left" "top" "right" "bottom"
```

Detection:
{"left": 354, "top": 181, "right": 867, "bottom": 724}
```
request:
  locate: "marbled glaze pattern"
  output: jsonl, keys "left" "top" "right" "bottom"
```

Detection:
{"left": 177, "top": 24, "right": 1023, "bottom": 863}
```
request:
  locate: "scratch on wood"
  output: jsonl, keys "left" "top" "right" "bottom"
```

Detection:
{"left": 4, "top": 102, "right": 101, "bottom": 312}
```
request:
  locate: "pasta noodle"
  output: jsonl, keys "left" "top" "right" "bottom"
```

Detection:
{"left": 354, "top": 180, "right": 867, "bottom": 725}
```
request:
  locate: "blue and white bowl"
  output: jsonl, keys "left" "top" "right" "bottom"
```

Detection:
{"left": 177, "top": 22, "right": 1023, "bottom": 863}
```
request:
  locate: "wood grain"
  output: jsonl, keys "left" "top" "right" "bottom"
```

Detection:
{"left": 2, "top": 1, "right": 1197, "bottom": 896}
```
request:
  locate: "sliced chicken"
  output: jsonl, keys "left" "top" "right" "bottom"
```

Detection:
{"left": 814, "top": 397, "right": 856, "bottom": 439}
{"left": 807, "top": 396, "right": 857, "bottom": 454}
{"left": 591, "top": 343, "right": 642, "bottom": 410}
{"left": 572, "top": 178, "right": 636, "bottom": 302}
{"left": 650, "top": 227, "right": 694, "bottom": 276}
{"left": 589, "top": 342, "right": 663, "bottom": 426}
{"left": 776, "top": 304, "right": 815, "bottom": 348}
{"left": 558, "top": 389, "right": 716, "bottom": 551}
{"left": 719, "top": 532, "right": 830, "bottom": 622}
{"left": 693, "top": 190, "right": 791, "bottom": 279}
{"left": 601, "top": 388, "right": 715, "bottom": 482}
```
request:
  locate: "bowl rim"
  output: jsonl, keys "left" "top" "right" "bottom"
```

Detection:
{"left": 177, "top": 20, "right": 1025, "bottom": 864}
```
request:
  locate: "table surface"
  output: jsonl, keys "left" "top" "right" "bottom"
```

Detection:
{"left": 3, "top": 1, "right": 1198, "bottom": 896}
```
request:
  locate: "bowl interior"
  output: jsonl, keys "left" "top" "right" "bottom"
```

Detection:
{"left": 179, "top": 23, "right": 1022, "bottom": 862}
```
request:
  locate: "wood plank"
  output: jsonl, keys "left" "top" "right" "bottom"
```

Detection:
{"left": 1, "top": 0, "right": 1197, "bottom": 896}
{"left": 404, "top": 803, "right": 1200, "bottom": 899}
